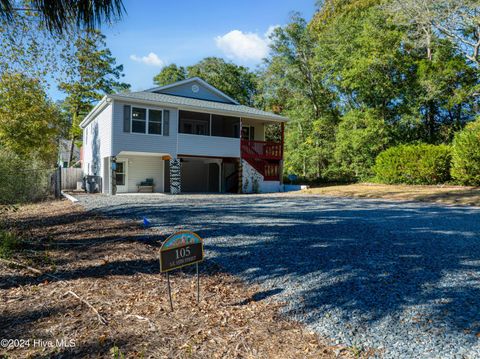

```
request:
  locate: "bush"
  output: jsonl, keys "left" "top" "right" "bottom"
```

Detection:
{"left": 374, "top": 144, "right": 452, "bottom": 184}
{"left": 451, "top": 120, "right": 480, "bottom": 185}
{"left": 0, "top": 150, "right": 52, "bottom": 205}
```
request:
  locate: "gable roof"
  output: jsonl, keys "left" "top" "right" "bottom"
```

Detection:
{"left": 80, "top": 79, "right": 288, "bottom": 129}
{"left": 109, "top": 91, "right": 287, "bottom": 122}
{"left": 146, "top": 77, "right": 240, "bottom": 105}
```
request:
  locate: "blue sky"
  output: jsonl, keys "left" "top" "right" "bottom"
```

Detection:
{"left": 53, "top": 0, "right": 315, "bottom": 99}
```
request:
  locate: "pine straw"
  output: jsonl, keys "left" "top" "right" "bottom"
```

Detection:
{"left": 0, "top": 200, "right": 359, "bottom": 358}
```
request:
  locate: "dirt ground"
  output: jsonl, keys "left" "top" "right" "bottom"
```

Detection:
{"left": 303, "top": 183, "right": 480, "bottom": 206}
{"left": 0, "top": 200, "right": 361, "bottom": 358}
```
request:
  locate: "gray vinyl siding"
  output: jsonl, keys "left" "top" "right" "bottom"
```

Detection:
{"left": 82, "top": 103, "right": 112, "bottom": 177}
{"left": 111, "top": 101, "right": 178, "bottom": 156}
{"left": 177, "top": 134, "right": 240, "bottom": 158}
{"left": 154, "top": 79, "right": 232, "bottom": 103}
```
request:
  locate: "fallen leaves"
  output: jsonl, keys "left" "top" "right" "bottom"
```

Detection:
{"left": 0, "top": 199, "right": 355, "bottom": 358}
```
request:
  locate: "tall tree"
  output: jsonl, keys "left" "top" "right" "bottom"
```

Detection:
{"left": 153, "top": 64, "right": 187, "bottom": 86}
{"left": 388, "top": 0, "right": 480, "bottom": 67}
{"left": 0, "top": 73, "right": 63, "bottom": 163}
{"left": 59, "top": 29, "right": 129, "bottom": 165}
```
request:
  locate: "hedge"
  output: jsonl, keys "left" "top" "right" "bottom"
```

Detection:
{"left": 374, "top": 144, "right": 451, "bottom": 185}
{"left": 451, "top": 120, "right": 480, "bottom": 186}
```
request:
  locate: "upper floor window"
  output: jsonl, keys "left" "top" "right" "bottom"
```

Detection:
{"left": 129, "top": 107, "right": 165, "bottom": 135}
{"left": 148, "top": 109, "right": 162, "bottom": 135}
{"left": 132, "top": 107, "right": 146, "bottom": 133}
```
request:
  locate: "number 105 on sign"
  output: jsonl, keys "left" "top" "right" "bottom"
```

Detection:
{"left": 159, "top": 231, "right": 204, "bottom": 272}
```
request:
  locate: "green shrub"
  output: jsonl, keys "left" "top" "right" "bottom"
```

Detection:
{"left": 374, "top": 144, "right": 452, "bottom": 184}
{"left": 0, "top": 150, "right": 51, "bottom": 205}
{"left": 451, "top": 120, "right": 480, "bottom": 185}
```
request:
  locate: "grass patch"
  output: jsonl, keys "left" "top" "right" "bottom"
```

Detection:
{"left": 0, "top": 230, "right": 21, "bottom": 259}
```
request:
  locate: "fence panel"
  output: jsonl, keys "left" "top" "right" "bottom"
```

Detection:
{"left": 61, "top": 168, "right": 83, "bottom": 190}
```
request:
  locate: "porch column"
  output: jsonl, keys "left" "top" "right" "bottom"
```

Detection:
{"left": 169, "top": 158, "right": 181, "bottom": 194}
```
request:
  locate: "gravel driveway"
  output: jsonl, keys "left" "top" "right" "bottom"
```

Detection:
{"left": 77, "top": 193, "right": 480, "bottom": 358}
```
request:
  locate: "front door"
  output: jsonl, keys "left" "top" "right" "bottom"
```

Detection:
{"left": 115, "top": 160, "right": 128, "bottom": 193}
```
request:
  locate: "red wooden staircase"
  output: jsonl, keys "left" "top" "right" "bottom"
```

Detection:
{"left": 241, "top": 140, "right": 283, "bottom": 181}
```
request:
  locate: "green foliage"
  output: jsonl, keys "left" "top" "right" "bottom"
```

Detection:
{"left": 0, "top": 73, "right": 63, "bottom": 163}
{"left": 261, "top": 1, "right": 479, "bottom": 183}
{"left": 0, "top": 150, "right": 52, "bottom": 205}
{"left": 334, "top": 109, "right": 390, "bottom": 180}
{"left": 451, "top": 119, "right": 480, "bottom": 185}
{"left": 59, "top": 29, "right": 129, "bottom": 164}
{"left": 153, "top": 64, "right": 187, "bottom": 86}
{"left": 374, "top": 144, "right": 452, "bottom": 184}
{"left": 0, "top": 0, "right": 125, "bottom": 35}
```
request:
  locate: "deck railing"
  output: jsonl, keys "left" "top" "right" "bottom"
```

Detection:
{"left": 241, "top": 140, "right": 283, "bottom": 160}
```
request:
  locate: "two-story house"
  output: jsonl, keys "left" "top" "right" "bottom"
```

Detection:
{"left": 80, "top": 77, "right": 288, "bottom": 194}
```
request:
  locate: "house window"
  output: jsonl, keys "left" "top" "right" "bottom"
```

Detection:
{"left": 179, "top": 110, "right": 210, "bottom": 136}
{"left": 115, "top": 162, "right": 125, "bottom": 185}
{"left": 148, "top": 109, "right": 162, "bottom": 135}
{"left": 242, "top": 126, "right": 255, "bottom": 140}
{"left": 132, "top": 107, "right": 146, "bottom": 133}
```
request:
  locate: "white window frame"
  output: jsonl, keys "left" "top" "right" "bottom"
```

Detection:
{"left": 130, "top": 106, "right": 166, "bottom": 136}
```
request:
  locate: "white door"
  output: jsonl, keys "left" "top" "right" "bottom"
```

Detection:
{"left": 115, "top": 160, "right": 128, "bottom": 193}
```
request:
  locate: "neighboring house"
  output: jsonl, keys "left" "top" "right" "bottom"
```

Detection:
{"left": 79, "top": 77, "right": 287, "bottom": 194}
{"left": 58, "top": 138, "right": 80, "bottom": 168}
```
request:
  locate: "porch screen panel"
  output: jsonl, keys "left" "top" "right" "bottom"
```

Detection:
{"left": 211, "top": 115, "right": 240, "bottom": 138}
{"left": 123, "top": 105, "right": 131, "bottom": 132}
{"left": 179, "top": 110, "right": 210, "bottom": 136}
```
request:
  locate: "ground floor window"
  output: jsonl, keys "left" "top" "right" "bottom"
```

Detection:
{"left": 115, "top": 162, "right": 126, "bottom": 185}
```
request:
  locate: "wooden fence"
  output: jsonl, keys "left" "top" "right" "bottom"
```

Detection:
{"left": 61, "top": 168, "right": 83, "bottom": 190}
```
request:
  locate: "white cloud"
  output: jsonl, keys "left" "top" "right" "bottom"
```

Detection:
{"left": 129, "top": 52, "right": 164, "bottom": 67}
{"left": 215, "top": 26, "right": 279, "bottom": 62}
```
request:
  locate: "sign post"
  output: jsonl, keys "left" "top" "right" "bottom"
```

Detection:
{"left": 159, "top": 231, "right": 204, "bottom": 311}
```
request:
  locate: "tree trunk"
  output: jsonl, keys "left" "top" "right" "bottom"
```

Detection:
{"left": 426, "top": 101, "right": 436, "bottom": 141}
{"left": 68, "top": 136, "right": 76, "bottom": 167}
{"left": 68, "top": 111, "right": 79, "bottom": 167}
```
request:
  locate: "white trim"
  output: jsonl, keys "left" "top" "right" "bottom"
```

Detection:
{"left": 146, "top": 77, "right": 240, "bottom": 105}
{"left": 115, "top": 159, "right": 128, "bottom": 193}
{"left": 61, "top": 191, "right": 79, "bottom": 203}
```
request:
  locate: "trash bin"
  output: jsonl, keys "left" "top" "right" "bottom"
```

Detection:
{"left": 83, "top": 175, "right": 101, "bottom": 193}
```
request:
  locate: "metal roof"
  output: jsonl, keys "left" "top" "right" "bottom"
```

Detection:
{"left": 109, "top": 91, "right": 288, "bottom": 123}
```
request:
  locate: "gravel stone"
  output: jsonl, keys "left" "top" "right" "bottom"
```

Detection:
{"left": 77, "top": 193, "right": 480, "bottom": 358}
